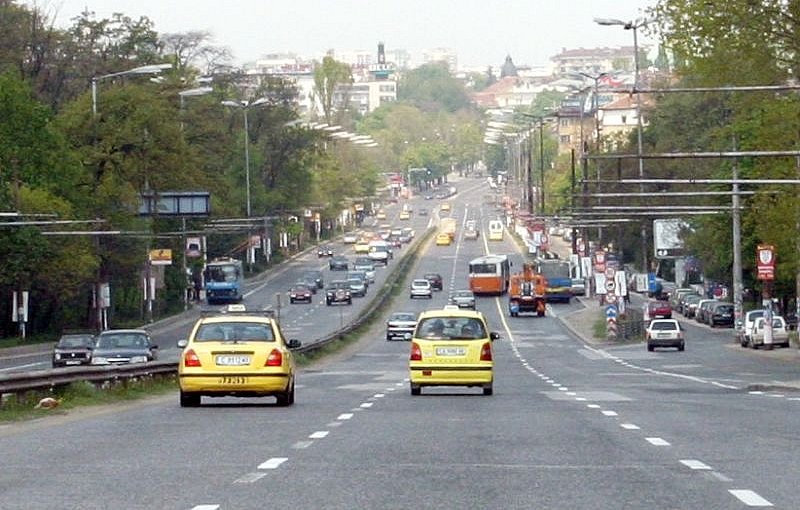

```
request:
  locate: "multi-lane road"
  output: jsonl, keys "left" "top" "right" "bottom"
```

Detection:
{"left": 1, "top": 177, "right": 800, "bottom": 509}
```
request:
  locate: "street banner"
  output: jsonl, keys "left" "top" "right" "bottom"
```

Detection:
{"left": 756, "top": 244, "right": 775, "bottom": 281}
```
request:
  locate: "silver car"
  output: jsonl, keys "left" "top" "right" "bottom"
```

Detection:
{"left": 386, "top": 312, "right": 417, "bottom": 340}
{"left": 449, "top": 290, "right": 476, "bottom": 309}
{"left": 410, "top": 279, "right": 432, "bottom": 299}
{"left": 91, "top": 329, "right": 158, "bottom": 365}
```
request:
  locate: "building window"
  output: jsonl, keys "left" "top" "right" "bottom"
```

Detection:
{"left": 560, "top": 135, "right": 571, "bottom": 144}
{"left": 621, "top": 115, "right": 627, "bottom": 124}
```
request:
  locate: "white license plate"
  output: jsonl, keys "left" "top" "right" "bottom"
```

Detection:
{"left": 65, "top": 360, "right": 82, "bottom": 365}
{"left": 657, "top": 333, "right": 674, "bottom": 339}
{"left": 215, "top": 355, "right": 251, "bottom": 366}
{"left": 435, "top": 347, "right": 466, "bottom": 356}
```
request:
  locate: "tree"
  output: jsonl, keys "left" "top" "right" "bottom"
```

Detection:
{"left": 398, "top": 62, "right": 471, "bottom": 113}
{"left": 312, "top": 54, "right": 352, "bottom": 124}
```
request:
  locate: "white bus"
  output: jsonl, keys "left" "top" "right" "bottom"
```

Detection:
{"left": 488, "top": 220, "right": 504, "bottom": 241}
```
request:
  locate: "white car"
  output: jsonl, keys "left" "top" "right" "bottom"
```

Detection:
{"left": 343, "top": 233, "right": 358, "bottom": 244}
{"left": 410, "top": 279, "right": 433, "bottom": 299}
{"left": 646, "top": 319, "right": 685, "bottom": 351}
{"left": 386, "top": 312, "right": 417, "bottom": 340}
{"left": 748, "top": 316, "right": 790, "bottom": 349}
{"left": 737, "top": 309, "right": 765, "bottom": 346}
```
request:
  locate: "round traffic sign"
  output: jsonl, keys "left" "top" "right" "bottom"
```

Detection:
{"left": 605, "top": 293, "right": 617, "bottom": 304}
{"left": 606, "top": 280, "right": 616, "bottom": 292}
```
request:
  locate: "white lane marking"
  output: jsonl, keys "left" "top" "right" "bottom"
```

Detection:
{"left": 360, "top": 402, "right": 374, "bottom": 408}
{"left": 337, "top": 413, "right": 354, "bottom": 420}
{"left": 587, "top": 404, "right": 601, "bottom": 409}
{"left": 558, "top": 387, "right": 569, "bottom": 391}
{"left": 566, "top": 392, "right": 576, "bottom": 396}
{"left": 749, "top": 391, "right": 764, "bottom": 395}
{"left": 292, "top": 441, "right": 314, "bottom": 449}
{"left": 645, "top": 437, "right": 671, "bottom": 446}
{"left": 788, "top": 397, "right": 800, "bottom": 401}
{"left": 258, "top": 457, "right": 288, "bottom": 470}
{"left": 620, "top": 423, "right": 640, "bottom": 430}
{"left": 192, "top": 506, "right": 220, "bottom": 510}
{"left": 0, "top": 362, "right": 45, "bottom": 372}
{"left": 729, "top": 490, "right": 773, "bottom": 506}
{"left": 680, "top": 459, "right": 712, "bottom": 470}
{"left": 374, "top": 393, "right": 385, "bottom": 398}
{"left": 233, "top": 472, "right": 267, "bottom": 484}
{"left": 710, "top": 471, "right": 733, "bottom": 482}
{"left": 326, "top": 422, "right": 342, "bottom": 428}
{"left": 767, "top": 394, "right": 784, "bottom": 398}
{"left": 309, "top": 431, "right": 329, "bottom": 439}
{"left": 601, "top": 410, "right": 618, "bottom": 416}
{"left": 575, "top": 397, "right": 587, "bottom": 401}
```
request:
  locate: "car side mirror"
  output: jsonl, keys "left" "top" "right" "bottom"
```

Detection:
{"left": 287, "top": 339, "right": 302, "bottom": 349}
{"left": 177, "top": 339, "right": 188, "bottom": 349}
{"left": 490, "top": 332, "right": 500, "bottom": 341}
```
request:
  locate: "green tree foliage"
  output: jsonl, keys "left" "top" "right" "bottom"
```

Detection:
{"left": 398, "top": 62, "right": 471, "bottom": 113}
{"left": 313, "top": 55, "right": 353, "bottom": 124}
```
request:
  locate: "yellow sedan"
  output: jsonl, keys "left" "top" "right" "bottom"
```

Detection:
{"left": 435, "top": 233, "right": 452, "bottom": 246}
{"left": 399, "top": 210, "right": 411, "bottom": 220}
{"left": 376, "top": 210, "right": 387, "bottom": 220}
{"left": 177, "top": 307, "right": 301, "bottom": 406}
{"left": 409, "top": 308, "right": 499, "bottom": 395}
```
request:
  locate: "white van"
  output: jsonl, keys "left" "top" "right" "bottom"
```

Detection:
{"left": 368, "top": 240, "right": 392, "bottom": 265}
{"left": 488, "top": 220, "right": 504, "bottom": 241}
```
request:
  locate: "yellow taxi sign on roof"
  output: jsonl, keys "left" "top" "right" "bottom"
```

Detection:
{"left": 226, "top": 304, "right": 247, "bottom": 312}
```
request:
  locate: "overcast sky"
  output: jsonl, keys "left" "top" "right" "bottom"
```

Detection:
{"left": 34, "top": 0, "right": 657, "bottom": 68}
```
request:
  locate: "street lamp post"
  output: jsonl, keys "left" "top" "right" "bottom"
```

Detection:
{"left": 179, "top": 87, "right": 213, "bottom": 130}
{"left": 222, "top": 98, "right": 269, "bottom": 217}
{"left": 595, "top": 16, "right": 654, "bottom": 272}
{"left": 91, "top": 63, "right": 172, "bottom": 115}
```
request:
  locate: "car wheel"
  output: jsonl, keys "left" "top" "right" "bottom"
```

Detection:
{"left": 647, "top": 343, "right": 654, "bottom": 352}
{"left": 347, "top": 298, "right": 352, "bottom": 304}
{"left": 750, "top": 340, "right": 758, "bottom": 349}
{"left": 180, "top": 391, "right": 201, "bottom": 407}
{"left": 276, "top": 380, "right": 295, "bottom": 407}
{"left": 326, "top": 299, "right": 331, "bottom": 306}
{"left": 386, "top": 334, "right": 392, "bottom": 341}
{"left": 410, "top": 384, "right": 421, "bottom": 396}
{"left": 483, "top": 384, "right": 493, "bottom": 396}
{"left": 510, "top": 311, "right": 518, "bottom": 317}
{"left": 678, "top": 343, "right": 685, "bottom": 351}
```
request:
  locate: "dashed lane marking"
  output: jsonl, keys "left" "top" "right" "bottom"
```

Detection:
{"left": 645, "top": 437, "right": 670, "bottom": 446}
{"left": 728, "top": 490, "right": 773, "bottom": 507}
{"left": 258, "top": 457, "right": 288, "bottom": 470}
{"left": 680, "top": 460, "right": 712, "bottom": 470}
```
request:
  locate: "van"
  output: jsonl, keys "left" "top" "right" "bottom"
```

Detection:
{"left": 488, "top": 220, "right": 504, "bottom": 241}
{"left": 368, "top": 240, "right": 392, "bottom": 265}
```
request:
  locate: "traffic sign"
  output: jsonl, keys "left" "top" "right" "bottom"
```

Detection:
{"left": 606, "top": 280, "right": 616, "bottom": 292}
{"left": 605, "top": 293, "right": 617, "bottom": 304}
{"left": 605, "top": 305, "right": 618, "bottom": 319}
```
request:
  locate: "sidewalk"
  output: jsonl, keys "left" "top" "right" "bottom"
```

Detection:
{"left": 558, "top": 297, "right": 605, "bottom": 345}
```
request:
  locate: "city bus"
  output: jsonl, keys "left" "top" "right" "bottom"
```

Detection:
{"left": 468, "top": 254, "right": 511, "bottom": 295}
{"left": 203, "top": 257, "right": 244, "bottom": 304}
{"left": 488, "top": 220, "right": 504, "bottom": 241}
{"left": 536, "top": 258, "right": 572, "bottom": 303}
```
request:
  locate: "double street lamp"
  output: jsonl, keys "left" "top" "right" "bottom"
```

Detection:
{"left": 595, "top": 15, "right": 654, "bottom": 271}
{"left": 222, "top": 98, "right": 269, "bottom": 217}
{"left": 91, "top": 63, "right": 172, "bottom": 115}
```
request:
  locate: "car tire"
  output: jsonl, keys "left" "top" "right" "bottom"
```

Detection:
{"left": 180, "top": 391, "right": 201, "bottom": 407}
{"left": 276, "top": 380, "right": 295, "bottom": 407}
{"left": 347, "top": 298, "right": 352, "bottom": 305}
{"left": 410, "top": 384, "right": 421, "bottom": 396}
{"left": 483, "top": 384, "right": 493, "bottom": 396}
{"left": 326, "top": 299, "right": 331, "bottom": 306}
{"left": 386, "top": 334, "right": 392, "bottom": 341}
{"left": 678, "top": 343, "right": 685, "bottom": 351}
{"left": 647, "top": 343, "right": 654, "bottom": 352}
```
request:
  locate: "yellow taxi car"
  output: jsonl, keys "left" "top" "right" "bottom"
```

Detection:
{"left": 408, "top": 307, "right": 499, "bottom": 395}
{"left": 177, "top": 306, "right": 301, "bottom": 407}
{"left": 354, "top": 236, "right": 372, "bottom": 253}
{"left": 440, "top": 202, "right": 451, "bottom": 212}
{"left": 375, "top": 210, "right": 387, "bottom": 220}
{"left": 399, "top": 210, "right": 411, "bottom": 220}
{"left": 435, "top": 232, "right": 452, "bottom": 246}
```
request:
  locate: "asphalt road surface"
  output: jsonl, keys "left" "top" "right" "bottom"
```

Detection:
{"left": 1, "top": 177, "right": 798, "bottom": 509}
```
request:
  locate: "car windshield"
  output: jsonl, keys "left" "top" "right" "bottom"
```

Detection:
{"left": 57, "top": 335, "right": 94, "bottom": 348}
{"left": 391, "top": 313, "right": 416, "bottom": 322}
{"left": 416, "top": 317, "right": 487, "bottom": 340}
{"left": 194, "top": 322, "right": 274, "bottom": 342}
{"left": 96, "top": 333, "right": 148, "bottom": 349}
{"left": 454, "top": 291, "right": 472, "bottom": 298}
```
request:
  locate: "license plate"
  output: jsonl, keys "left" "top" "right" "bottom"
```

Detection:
{"left": 65, "top": 360, "right": 82, "bottom": 365}
{"left": 215, "top": 355, "right": 251, "bottom": 366}
{"left": 435, "top": 346, "right": 466, "bottom": 356}
{"left": 657, "top": 333, "right": 674, "bottom": 339}
{"left": 218, "top": 376, "right": 248, "bottom": 385}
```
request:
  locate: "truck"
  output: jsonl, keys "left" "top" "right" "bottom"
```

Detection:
{"left": 203, "top": 257, "right": 244, "bottom": 304}
{"left": 440, "top": 217, "right": 457, "bottom": 240}
{"left": 508, "top": 262, "right": 548, "bottom": 317}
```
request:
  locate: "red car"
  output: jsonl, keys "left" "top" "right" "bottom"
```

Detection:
{"left": 289, "top": 284, "right": 313, "bottom": 304}
{"left": 648, "top": 300, "right": 672, "bottom": 319}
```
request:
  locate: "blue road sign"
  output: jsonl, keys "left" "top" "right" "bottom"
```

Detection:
{"left": 606, "top": 305, "right": 618, "bottom": 319}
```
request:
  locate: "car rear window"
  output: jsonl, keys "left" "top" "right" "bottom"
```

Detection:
{"left": 416, "top": 317, "right": 486, "bottom": 340}
{"left": 650, "top": 322, "right": 678, "bottom": 331}
{"left": 195, "top": 322, "right": 274, "bottom": 342}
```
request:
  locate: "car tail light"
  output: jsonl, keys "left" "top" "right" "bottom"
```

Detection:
{"left": 184, "top": 349, "right": 202, "bottom": 367}
{"left": 410, "top": 342, "right": 422, "bottom": 361}
{"left": 266, "top": 349, "right": 283, "bottom": 366}
{"left": 480, "top": 342, "right": 492, "bottom": 361}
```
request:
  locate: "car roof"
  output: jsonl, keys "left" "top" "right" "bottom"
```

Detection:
{"left": 649, "top": 319, "right": 679, "bottom": 326}
{"left": 98, "top": 329, "right": 148, "bottom": 335}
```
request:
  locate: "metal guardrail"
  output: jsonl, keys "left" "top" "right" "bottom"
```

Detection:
{"left": 0, "top": 227, "right": 435, "bottom": 397}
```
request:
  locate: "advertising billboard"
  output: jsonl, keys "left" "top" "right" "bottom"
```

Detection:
{"left": 653, "top": 219, "right": 689, "bottom": 259}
